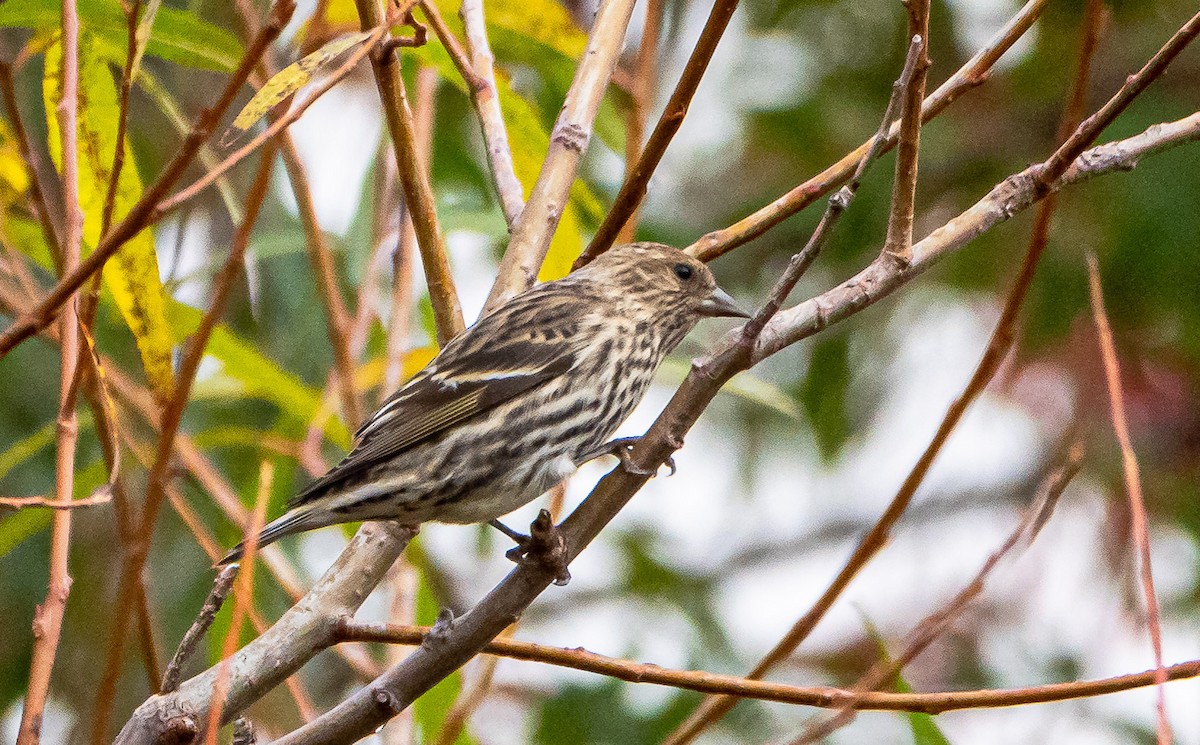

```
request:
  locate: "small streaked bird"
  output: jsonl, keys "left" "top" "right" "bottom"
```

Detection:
{"left": 219, "top": 242, "right": 748, "bottom": 566}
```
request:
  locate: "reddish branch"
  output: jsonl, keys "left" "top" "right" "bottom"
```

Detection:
{"left": 1087, "top": 255, "right": 1172, "bottom": 743}
{"left": 16, "top": 2, "right": 83, "bottom": 741}
{"left": 89, "top": 148, "right": 278, "bottom": 743}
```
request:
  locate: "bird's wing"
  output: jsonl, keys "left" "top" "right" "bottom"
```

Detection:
{"left": 290, "top": 298, "right": 581, "bottom": 505}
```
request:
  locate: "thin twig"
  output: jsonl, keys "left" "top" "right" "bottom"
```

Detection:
{"left": 356, "top": 0, "right": 464, "bottom": 344}
{"left": 880, "top": 0, "right": 931, "bottom": 265}
{"left": 205, "top": 462, "right": 273, "bottom": 745}
{"left": 162, "top": 566, "right": 240, "bottom": 694}
{"left": 1087, "top": 254, "right": 1171, "bottom": 744}
{"left": 687, "top": 0, "right": 1051, "bottom": 262}
{"left": 0, "top": 62, "right": 62, "bottom": 262}
{"left": 484, "top": 0, "right": 639, "bottom": 312}
{"left": 0, "top": 0, "right": 295, "bottom": 357}
{"left": 790, "top": 444, "right": 1084, "bottom": 743}
{"left": 578, "top": 0, "right": 738, "bottom": 266}
{"left": 0, "top": 493, "right": 112, "bottom": 510}
{"left": 99, "top": 0, "right": 141, "bottom": 236}
{"left": 16, "top": 2, "right": 82, "bottom": 739}
{"left": 458, "top": 0, "right": 524, "bottom": 226}
{"left": 1036, "top": 10, "right": 1200, "bottom": 187}
{"left": 337, "top": 608, "right": 1200, "bottom": 715}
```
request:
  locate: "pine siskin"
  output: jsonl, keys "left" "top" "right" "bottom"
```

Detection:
{"left": 220, "top": 243, "right": 747, "bottom": 565}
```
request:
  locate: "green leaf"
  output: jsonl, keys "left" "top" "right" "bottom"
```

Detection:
{"left": 0, "top": 510, "right": 51, "bottom": 558}
{"left": 0, "top": 0, "right": 244, "bottom": 71}
{"left": 44, "top": 34, "right": 176, "bottom": 399}
{"left": 800, "top": 333, "right": 852, "bottom": 461}
{"left": 166, "top": 301, "right": 351, "bottom": 449}
{"left": 860, "top": 615, "right": 953, "bottom": 745}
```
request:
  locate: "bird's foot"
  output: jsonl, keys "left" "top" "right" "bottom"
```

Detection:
{"left": 496, "top": 510, "right": 571, "bottom": 586}
{"left": 577, "top": 436, "right": 676, "bottom": 477}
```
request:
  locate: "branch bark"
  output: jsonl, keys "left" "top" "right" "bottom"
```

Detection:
{"left": 270, "top": 110, "right": 1200, "bottom": 745}
{"left": 687, "top": 0, "right": 1051, "bottom": 262}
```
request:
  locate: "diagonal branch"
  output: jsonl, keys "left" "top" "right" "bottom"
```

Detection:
{"left": 269, "top": 109, "right": 1200, "bottom": 745}
{"left": 1087, "top": 253, "right": 1171, "bottom": 744}
{"left": 790, "top": 444, "right": 1083, "bottom": 743}
{"left": 483, "top": 0, "right": 638, "bottom": 312}
{"left": 667, "top": 6, "right": 1105, "bottom": 738}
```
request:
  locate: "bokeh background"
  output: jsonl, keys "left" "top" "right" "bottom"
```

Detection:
{"left": 2, "top": 0, "right": 1200, "bottom": 742}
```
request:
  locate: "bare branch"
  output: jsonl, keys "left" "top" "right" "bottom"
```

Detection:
{"left": 880, "top": 0, "right": 932, "bottom": 265}
{"left": 270, "top": 111, "right": 1200, "bottom": 745}
{"left": 0, "top": 492, "right": 111, "bottom": 510}
{"left": 90, "top": 146, "right": 278, "bottom": 743}
{"left": 114, "top": 524, "right": 417, "bottom": 742}
{"left": 161, "top": 566, "right": 239, "bottom": 695}
{"left": 483, "top": 0, "right": 638, "bottom": 312}
{"left": 1087, "top": 254, "right": 1171, "bottom": 743}
{"left": 667, "top": 8, "right": 1105, "bottom": 737}
{"left": 790, "top": 444, "right": 1084, "bottom": 743}
{"left": 356, "top": 0, "right": 464, "bottom": 343}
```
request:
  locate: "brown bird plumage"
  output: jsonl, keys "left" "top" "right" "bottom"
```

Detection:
{"left": 220, "top": 243, "right": 747, "bottom": 564}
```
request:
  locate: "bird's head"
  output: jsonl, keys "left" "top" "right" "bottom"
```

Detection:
{"left": 580, "top": 242, "right": 749, "bottom": 324}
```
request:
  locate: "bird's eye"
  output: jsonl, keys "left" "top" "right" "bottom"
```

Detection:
{"left": 674, "top": 263, "right": 694, "bottom": 280}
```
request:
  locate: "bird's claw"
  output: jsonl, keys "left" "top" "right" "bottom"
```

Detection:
{"left": 586, "top": 437, "right": 677, "bottom": 477}
{"left": 503, "top": 509, "right": 571, "bottom": 586}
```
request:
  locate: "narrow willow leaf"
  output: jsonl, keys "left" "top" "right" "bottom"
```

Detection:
{"left": 43, "top": 35, "right": 176, "bottom": 399}
{"left": 658, "top": 358, "right": 803, "bottom": 420}
{"left": 0, "top": 0, "right": 243, "bottom": 71}
{"left": 224, "top": 30, "right": 375, "bottom": 144}
{"left": 129, "top": 0, "right": 162, "bottom": 82}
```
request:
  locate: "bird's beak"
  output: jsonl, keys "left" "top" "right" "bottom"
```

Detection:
{"left": 698, "top": 286, "right": 751, "bottom": 318}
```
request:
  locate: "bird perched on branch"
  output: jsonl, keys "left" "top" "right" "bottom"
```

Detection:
{"left": 220, "top": 243, "right": 747, "bottom": 575}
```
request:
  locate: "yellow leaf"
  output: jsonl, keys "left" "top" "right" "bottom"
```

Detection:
{"left": 44, "top": 34, "right": 175, "bottom": 398}
{"left": 225, "top": 30, "right": 374, "bottom": 142}
{"left": 0, "top": 120, "right": 30, "bottom": 197}
{"left": 434, "top": 0, "right": 585, "bottom": 60}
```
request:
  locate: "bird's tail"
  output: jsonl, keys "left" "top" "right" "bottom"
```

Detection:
{"left": 217, "top": 507, "right": 325, "bottom": 566}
